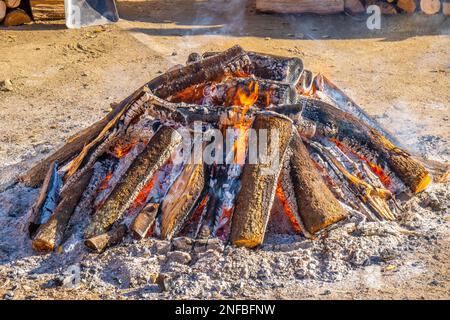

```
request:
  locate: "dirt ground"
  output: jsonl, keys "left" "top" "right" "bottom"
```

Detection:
{"left": 0, "top": 0, "right": 449, "bottom": 300}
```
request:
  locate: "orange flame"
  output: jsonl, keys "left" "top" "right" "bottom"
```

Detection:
{"left": 99, "top": 171, "right": 113, "bottom": 191}
{"left": 216, "top": 206, "right": 235, "bottom": 239}
{"left": 330, "top": 138, "right": 391, "bottom": 187}
{"left": 170, "top": 83, "right": 208, "bottom": 104}
{"left": 114, "top": 140, "right": 137, "bottom": 159}
{"left": 128, "top": 174, "right": 158, "bottom": 213}
{"left": 275, "top": 182, "right": 302, "bottom": 233}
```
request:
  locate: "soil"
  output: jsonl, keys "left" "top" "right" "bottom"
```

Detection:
{"left": 0, "top": 0, "right": 449, "bottom": 300}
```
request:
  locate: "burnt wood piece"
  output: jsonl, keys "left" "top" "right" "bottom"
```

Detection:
{"left": 85, "top": 224, "right": 127, "bottom": 253}
{"left": 160, "top": 163, "right": 205, "bottom": 240}
{"left": 32, "top": 169, "right": 93, "bottom": 252}
{"left": 202, "top": 51, "right": 304, "bottom": 85}
{"left": 20, "top": 89, "right": 141, "bottom": 187}
{"left": 147, "top": 45, "right": 251, "bottom": 99}
{"left": 27, "top": 161, "right": 57, "bottom": 237}
{"left": 289, "top": 133, "right": 347, "bottom": 234}
{"left": 313, "top": 74, "right": 400, "bottom": 146}
{"left": 230, "top": 113, "right": 294, "bottom": 248}
{"left": 211, "top": 77, "right": 299, "bottom": 108}
{"left": 130, "top": 203, "right": 159, "bottom": 240}
{"left": 84, "top": 126, "right": 182, "bottom": 238}
{"left": 298, "top": 98, "right": 430, "bottom": 194}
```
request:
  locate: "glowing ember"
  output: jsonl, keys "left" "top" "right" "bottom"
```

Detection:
{"left": 215, "top": 206, "right": 235, "bottom": 239}
{"left": 330, "top": 138, "right": 391, "bottom": 187}
{"left": 128, "top": 174, "right": 158, "bottom": 213}
{"left": 114, "top": 140, "right": 137, "bottom": 159}
{"left": 99, "top": 171, "right": 113, "bottom": 191}
{"left": 275, "top": 182, "right": 302, "bottom": 233}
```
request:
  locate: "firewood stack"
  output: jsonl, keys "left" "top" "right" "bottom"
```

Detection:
{"left": 21, "top": 45, "right": 449, "bottom": 255}
{"left": 256, "top": 0, "right": 450, "bottom": 15}
{"left": 1, "top": 0, "right": 65, "bottom": 27}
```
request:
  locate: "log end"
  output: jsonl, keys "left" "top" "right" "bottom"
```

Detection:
{"left": 31, "top": 239, "right": 54, "bottom": 253}
{"left": 84, "top": 235, "right": 109, "bottom": 253}
{"left": 413, "top": 172, "right": 431, "bottom": 194}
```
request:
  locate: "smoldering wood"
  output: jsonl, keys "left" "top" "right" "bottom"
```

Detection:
{"left": 131, "top": 203, "right": 159, "bottom": 240}
{"left": 84, "top": 126, "right": 182, "bottom": 239}
{"left": 203, "top": 51, "right": 304, "bottom": 84}
{"left": 85, "top": 224, "right": 127, "bottom": 253}
{"left": 32, "top": 169, "right": 93, "bottom": 252}
{"left": 289, "top": 133, "right": 347, "bottom": 234}
{"left": 147, "top": 45, "right": 251, "bottom": 99}
{"left": 160, "top": 163, "right": 206, "bottom": 240}
{"left": 230, "top": 113, "right": 294, "bottom": 248}
{"left": 20, "top": 93, "right": 133, "bottom": 187}
{"left": 298, "top": 98, "right": 430, "bottom": 193}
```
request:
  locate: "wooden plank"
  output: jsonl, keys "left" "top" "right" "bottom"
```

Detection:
{"left": 255, "top": 0, "right": 345, "bottom": 14}
{"left": 29, "top": 0, "right": 65, "bottom": 21}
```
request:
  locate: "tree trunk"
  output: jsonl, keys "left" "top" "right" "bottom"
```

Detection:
{"left": 3, "top": 8, "right": 31, "bottom": 26}
{"left": 29, "top": 0, "right": 65, "bottom": 20}
{"left": 230, "top": 113, "right": 293, "bottom": 248}
{"left": 420, "top": 0, "right": 441, "bottom": 14}
{"left": 397, "top": 0, "right": 417, "bottom": 13}
{"left": 255, "top": 0, "right": 345, "bottom": 14}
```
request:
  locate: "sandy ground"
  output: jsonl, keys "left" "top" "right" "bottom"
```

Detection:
{"left": 0, "top": 0, "right": 449, "bottom": 300}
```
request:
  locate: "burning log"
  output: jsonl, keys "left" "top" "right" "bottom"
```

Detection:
{"left": 85, "top": 224, "right": 127, "bottom": 253}
{"left": 231, "top": 113, "right": 294, "bottom": 248}
{"left": 130, "top": 203, "right": 159, "bottom": 240}
{"left": 148, "top": 45, "right": 251, "bottom": 99}
{"left": 160, "top": 163, "right": 206, "bottom": 240}
{"left": 84, "top": 126, "right": 182, "bottom": 238}
{"left": 203, "top": 51, "right": 304, "bottom": 85}
{"left": 288, "top": 133, "right": 347, "bottom": 234}
{"left": 298, "top": 98, "right": 431, "bottom": 194}
{"left": 32, "top": 169, "right": 93, "bottom": 252}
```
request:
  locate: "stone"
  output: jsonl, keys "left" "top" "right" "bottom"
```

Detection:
{"left": 166, "top": 251, "right": 192, "bottom": 264}
{"left": 0, "top": 79, "right": 13, "bottom": 92}
{"left": 156, "top": 273, "right": 172, "bottom": 292}
{"left": 153, "top": 240, "right": 171, "bottom": 255}
{"left": 172, "top": 237, "right": 194, "bottom": 252}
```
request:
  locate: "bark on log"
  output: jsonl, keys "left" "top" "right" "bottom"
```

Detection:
{"left": 32, "top": 169, "right": 93, "bottom": 252}
{"left": 231, "top": 113, "right": 294, "bottom": 248}
{"left": 420, "top": 0, "right": 441, "bottom": 14}
{"left": 5, "top": 0, "right": 20, "bottom": 8}
{"left": 255, "top": 0, "right": 345, "bottom": 14}
{"left": 298, "top": 98, "right": 431, "bottom": 193}
{"left": 397, "top": 0, "right": 417, "bottom": 13}
{"left": 203, "top": 51, "right": 304, "bottom": 85}
{"left": 29, "top": 0, "right": 65, "bottom": 21}
{"left": 84, "top": 126, "right": 182, "bottom": 239}
{"left": 20, "top": 89, "right": 141, "bottom": 187}
{"left": 344, "top": 0, "right": 365, "bottom": 14}
{"left": 160, "top": 163, "right": 205, "bottom": 240}
{"left": 85, "top": 224, "right": 127, "bottom": 253}
{"left": 289, "top": 133, "right": 347, "bottom": 234}
{"left": 3, "top": 8, "right": 31, "bottom": 26}
{"left": 148, "top": 45, "right": 251, "bottom": 99}
{"left": 130, "top": 203, "right": 159, "bottom": 240}
{"left": 0, "top": 1, "right": 6, "bottom": 23}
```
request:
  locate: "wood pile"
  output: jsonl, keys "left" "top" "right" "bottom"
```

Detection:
{"left": 256, "top": 0, "right": 450, "bottom": 15}
{"left": 1, "top": 0, "right": 65, "bottom": 27}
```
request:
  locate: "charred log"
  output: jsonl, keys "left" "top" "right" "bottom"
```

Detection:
{"left": 298, "top": 98, "right": 430, "bottom": 194}
{"left": 231, "top": 113, "right": 293, "bottom": 248}
{"left": 289, "top": 133, "right": 347, "bottom": 234}
{"left": 160, "top": 163, "right": 206, "bottom": 240}
{"left": 84, "top": 126, "right": 182, "bottom": 238}
{"left": 32, "top": 169, "right": 93, "bottom": 252}
{"left": 130, "top": 203, "right": 159, "bottom": 240}
{"left": 85, "top": 224, "right": 127, "bottom": 253}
